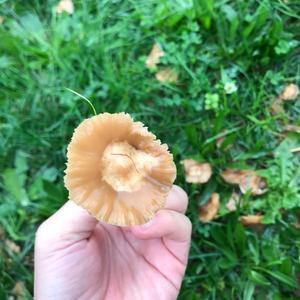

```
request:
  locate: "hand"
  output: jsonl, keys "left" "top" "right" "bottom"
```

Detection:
{"left": 34, "top": 185, "right": 191, "bottom": 300}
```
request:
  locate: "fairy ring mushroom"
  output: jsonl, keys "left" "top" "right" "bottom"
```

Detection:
{"left": 64, "top": 112, "right": 176, "bottom": 226}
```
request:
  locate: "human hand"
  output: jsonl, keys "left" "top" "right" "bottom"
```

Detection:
{"left": 34, "top": 185, "right": 191, "bottom": 300}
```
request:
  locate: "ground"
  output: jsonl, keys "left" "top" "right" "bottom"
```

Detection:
{"left": 0, "top": 0, "right": 300, "bottom": 299}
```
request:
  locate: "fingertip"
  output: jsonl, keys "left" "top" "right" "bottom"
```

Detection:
{"left": 173, "top": 185, "right": 188, "bottom": 209}
{"left": 165, "top": 185, "right": 189, "bottom": 213}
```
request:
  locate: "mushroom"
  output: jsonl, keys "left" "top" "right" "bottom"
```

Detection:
{"left": 181, "top": 159, "right": 212, "bottom": 184}
{"left": 64, "top": 112, "right": 176, "bottom": 226}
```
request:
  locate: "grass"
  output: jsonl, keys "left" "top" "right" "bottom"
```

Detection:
{"left": 0, "top": 0, "right": 300, "bottom": 299}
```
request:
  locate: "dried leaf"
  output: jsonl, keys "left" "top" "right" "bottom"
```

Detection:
{"left": 239, "top": 172, "right": 267, "bottom": 195}
{"left": 216, "top": 131, "right": 233, "bottom": 150}
{"left": 216, "top": 136, "right": 225, "bottom": 148}
{"left": 56, "top": 0, "right": 74, "bottom": 14}
{"left": 270, "top": 97, "right": 284, "bottom": 115}
{"left": 283, "top": 124, "right": 300, "bottom": 134}
{"left": 5, "top": 239, "right": 20, "bottom": 253}
{"left": 0, "top": 16, "right": 4, "bottom": 24}
{"left": 294, "top": 222, "right": 300, "bottom": 229}
{"left": 199, "top": 193, "right": 220, "bottom": 222}
{"left": 13, "top": 281, "right": 26, "bottom": 299}
{"left": 155, "top": 68, "right": 178, "bottom": 83}
{"left": 281, "top": 84, "right": 299, "bottom": 101}
{"left": 0, "top": 226, "right": 5, "bottom": 238}
{"left": 240, "top": 215, "right": 264, "bottom": 226}
{"left": 145, "top": 43, "right": 165, "bottom": 68}
{"left": 220, "top": 169, "right": 249, "bottom": 184}
{"left": 181, "top": 159, "right": 212, "bottom": 183}
{"left": 221, "top": 169, "right": 267, "bottom": 195}
{"left": 226, "top": 192, "right": 241, "bottom": 211}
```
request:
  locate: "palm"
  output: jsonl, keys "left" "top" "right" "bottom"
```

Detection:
{"left": 35, "top": 186, "right": 191, "bottom": 300}
{"left": 54, "top": 223, "right": 185, "bottom": 300}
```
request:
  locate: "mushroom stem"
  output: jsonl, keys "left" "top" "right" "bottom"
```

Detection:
{"left": 110, "top": 153, "right": 140, "bottom": 174}
{"left": 102, "top": 141, "right": 157, "bottom": 193}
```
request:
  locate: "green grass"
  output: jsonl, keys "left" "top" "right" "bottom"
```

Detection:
{"left": 1, "top": 0, "right": 300, "bottom": 299}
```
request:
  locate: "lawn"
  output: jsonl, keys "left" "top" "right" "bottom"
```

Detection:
{"left": 1, "top": 0, "right": 300, "bottom": 299}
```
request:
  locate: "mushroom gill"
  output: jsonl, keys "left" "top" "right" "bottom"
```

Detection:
{"left": 64, "top": 112, "right": 176, "bottom": 226}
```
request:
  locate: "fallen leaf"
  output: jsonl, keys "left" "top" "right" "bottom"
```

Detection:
{"left": 199, "top": 193, "right": 220, "bottom": 222}
{"left": 12, "top": 281, "right": 26, "bottom": 300}
{"left": 281, "top": 83, "right": 299, "bottom": 101}
{"left": 270, "top": 97, "right": 284, "bottom": 115}
{"left": 226, "top": 192, "right": 241, "bottom": 211}
{"left": 216, "top": 131, "right": 233, "bottom": 150}
{"left": 5, "top": 239, "right": 20, "bottom": 253}
{"left": 0, "top": 226, "right": 5, "bottom": 238}
{"left": 181, "top": 159, "right": 212, "bottom": 183}
{"left": 220, "top": 169, "right": 249, "bottom": 184}
{"left": 221, "top": 169, "right": 267, "bottom": 195}
{"left": 216, "top": 136, "right": 225, "bottom": 148}
{"left": 145, "top": 43, "right": 165, "bottom": 68}
{"left": 283, "top": 124, "right": 300, "bottom": 133}
{"left": 239, "top": 172, "right": 267, "bottom": 195}
{"left": 56, "top": 0, "right": 74, "bottom": 14}
{"left": 155, "top": 68, "right": 178, "bottom": 83}
{"left": 294, "top": 222, "right": 300, "bottom": 229}
{"left": 0, "top": 16, "right": 4, "bottom": 24}
{"left": 240, "top": 215, "right": 264, "bottom": 226}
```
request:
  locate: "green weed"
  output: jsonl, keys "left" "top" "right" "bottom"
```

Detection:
{"left": 0, "top": 0, "right": 300, "bottom": 299}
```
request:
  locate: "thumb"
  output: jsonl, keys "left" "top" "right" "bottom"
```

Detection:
{"left": 36, "top": 200, "right": 98, "bottom": 246}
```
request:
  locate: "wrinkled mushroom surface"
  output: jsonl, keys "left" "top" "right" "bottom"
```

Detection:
{"left": 64, "top": 112, "right": 176, "bottom": 226}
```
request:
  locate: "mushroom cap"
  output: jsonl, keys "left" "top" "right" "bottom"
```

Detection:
{"left": 64, "top": 112, "right": 176, "bottom": 226}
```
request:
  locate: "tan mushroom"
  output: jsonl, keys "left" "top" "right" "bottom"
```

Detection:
{"left": 64, "top": 112, "right": 176, "bottom": 226}
{"left": 181, "top": 159, "right": 212, "bottom": 184}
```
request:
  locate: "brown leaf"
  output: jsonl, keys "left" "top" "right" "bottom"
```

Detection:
{"left": 0, "top": 16, "right": 4, "bottom": 24}
{"left": 240, "top": 215, "right": 264, "bottom": 226}
{"left": 239, "top": 172, "right": 267, "bottom": 196}
{"left": 0, "top": 225, "right": 5, "bottom": 238}
{"left": 5, "top": 239, "right": 20, "bottom": 253}
{"left": 155, "top": 68, "right": 178, "bottom": 83}
{"left": 215, "top": 130, "right": 233, "bottom": 150}
{"left": 283, "top": 124, "right": 300, "bottom": 134}
{"left": 199, "top": 193, "right": 220, "bottom": 222}
{"left": 281, "top": 83, "right": 299, "bottom": 101}
{"left": 294, "top": 222, "right": 300, "bottom": 229}
{"left": 12, "top": 281, "right": 26, "bottom": 300}
{"left": 226, "top": 192, "right": 241, "bottom": 211}
{"left": 145, "top": 43, "right": 165, "bottom": 68}
{"left": 181, "top": 159, "right": 212, "bottom": 183}
{"left": 220, "top": 169, "right": 267, "bottom": 195}
{"left": 216, "top": 136, "right": 225, "bottom": 148}
{"left": 270, "top": 97, "right": 284, "bottom": 115}
{"left": 56, "top": 0, "right": 74, "bottom": 14}
{"left": 220, "top": 169, "right": 249, "bottom": 184}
